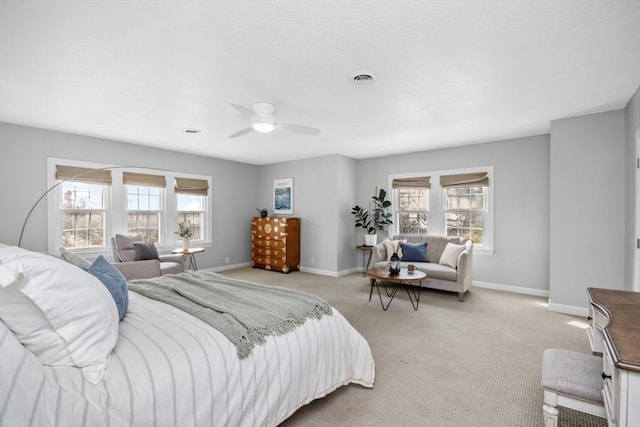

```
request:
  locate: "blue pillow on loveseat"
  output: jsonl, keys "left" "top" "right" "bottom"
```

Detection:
{"left": 400, "top": 242, "right": 429, "bottom": 263}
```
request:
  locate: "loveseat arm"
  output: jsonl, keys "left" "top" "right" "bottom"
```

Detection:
{"left": 455, "top": 241, "right": 474, "bottom": 291}
{"left": 113, "top": 259, "right": 162, "bottom": 281}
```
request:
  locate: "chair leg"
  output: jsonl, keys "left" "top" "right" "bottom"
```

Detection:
{"left": 543, "top": 403, "right": 559, "bottom": 427}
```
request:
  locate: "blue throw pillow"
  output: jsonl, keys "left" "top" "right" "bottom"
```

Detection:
{"left": 400, "top": 242, "right": 429, "bottom": 263}
{"left": 84, "top": 255, "right": 129, "bottom": 321}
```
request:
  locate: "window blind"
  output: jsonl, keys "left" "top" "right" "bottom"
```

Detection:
{"left": 123, "top": 172, "right": 166, "bottom": 188}
{"left": 55, "top": 165, "right": 112, "bottom": 185}
{"left": 175, "top": 177, "right": 209, "bottom": 196}
{"left": 391, "top": 176, "right": 431, "bottom": 189}
{"left": 440, "top": 172, "right": 489, "bottom": 188}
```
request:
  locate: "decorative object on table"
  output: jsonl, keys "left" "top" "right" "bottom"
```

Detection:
{"left": 256, "top": 208, "right": 268, "bottom": 218}
{"left": 351, "top": 187, "right": 393, "bottom": 246}
{"left": 273, "top": 178, "right": 294, "bottom": 214}
{"left": 175, "top": 221, "right": 193, "bottom": 250}
{"left": 389, "top": 251, "right": 401, "bottom": 275}
{"left": 407, "top": 264, "right": 415, "bottom": 274}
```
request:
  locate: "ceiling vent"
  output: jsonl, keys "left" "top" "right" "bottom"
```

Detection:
{"left": 351, "top": 70, "right": 377, "bottom": 84}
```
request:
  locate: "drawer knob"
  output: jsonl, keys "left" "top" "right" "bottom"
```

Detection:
{"left": 587, "top": 316, "right": 593, "bottom": 321}
{"left": 601, "top": 372, "right": 611, "bottom": 380}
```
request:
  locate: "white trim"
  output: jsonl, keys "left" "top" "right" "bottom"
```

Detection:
{"left": 548, "top": 302, "right": 590, "bottom": 317}
{"left": 209, "top": 262, "right": 252, "bottom": 272}
{"left": 300, "top": 266, "right": 340, "bottom": 277}
{"left": 473, "top": 280, "right": 549, "bottom": 297}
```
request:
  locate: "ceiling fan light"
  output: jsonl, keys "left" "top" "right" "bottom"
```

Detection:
{"left": 251, "top": 115, "right": 275, "bottom": 133}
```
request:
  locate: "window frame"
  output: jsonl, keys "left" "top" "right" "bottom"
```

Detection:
{"left": 389, "top": 166, "right": 494, "bottom": 255}
{"left": 47, "top": 158, "right": 213, "bottom": 256}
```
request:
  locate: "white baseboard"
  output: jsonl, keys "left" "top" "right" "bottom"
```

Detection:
{"left": 299, "top": 266, "right": 340, "bottom": 277}
{"left": 473, "top": 280, "right": 549, "bottom": 298}
{"left": 210, "top": 262, "right": 252, "bottom": 272}
{"left": 548, "top": 302, "right": 589, "bottom": 317}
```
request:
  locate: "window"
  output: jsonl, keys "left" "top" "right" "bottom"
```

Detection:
{"left": 444, "top": 187, "right": 486, "bottom": 244}
{"left": 60, "top": 181, "right": 107, "bottom": 248}
{"left": 441, "top": 172, "right": 489, "bottom": 245}
{"left": 175, "top": 177, "right": 209, "bottom": 241}
{"left": 48, "top": 159, "right": 212, "bottom": 254}
{"left": 124, "top": 172, "right": 166, "bottom": 243}
{"left": 391, "top": 167, "right": 493, "bottom": 254}
{"left": 393, "top": 177, "right": 431, "bottom": 234}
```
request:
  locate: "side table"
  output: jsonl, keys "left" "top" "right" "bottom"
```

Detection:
{"left": 366, "top": 267, "right": 426, "bottom": 311}
{"left": 357, "top": 245, "right": 374, "bottom": 277}
{"left": 171, "top": 247, "right": 205, "bottom": 270}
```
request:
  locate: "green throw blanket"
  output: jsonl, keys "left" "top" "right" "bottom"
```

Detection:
{"left": 128, "top": 270, "right": 332, "bottom": 358}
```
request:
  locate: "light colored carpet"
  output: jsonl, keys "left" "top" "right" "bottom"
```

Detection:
{"left": 221, "top": 268, "right": 607, "bottom": 427}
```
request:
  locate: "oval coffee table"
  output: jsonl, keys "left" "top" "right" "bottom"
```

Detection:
{"left": 366, "top": 267, "right": 426, "bottom": 311}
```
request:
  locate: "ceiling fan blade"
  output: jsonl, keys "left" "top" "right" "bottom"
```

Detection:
{"left": 228, "top": 127, "right": 254, "bottom": 138}
{"left": 230, "top": 103, "right": 255, "bottom": 118}
{"left": 276, "top": 122, "right": 321, "bottom": 136}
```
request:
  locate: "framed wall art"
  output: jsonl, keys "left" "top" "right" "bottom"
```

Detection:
{"left": 273, "top": 178, "right": 294, "bottom": 215}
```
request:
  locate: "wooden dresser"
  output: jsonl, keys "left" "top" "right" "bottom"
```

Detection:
{"left": 586, "top": 288, "right": 640, "bottom": 427}
{"left": 251, "top": 217, "right": 300, "bottom": 273}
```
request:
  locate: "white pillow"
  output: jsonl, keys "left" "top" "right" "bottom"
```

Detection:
{"left": 0, "top": 246, "right": 119, "bottom": 384}
{"left": 439, "top": 242, "right": 466, "bottom": 269}
{"left": 383, "top": 239, "right": 406, "bottom": 261}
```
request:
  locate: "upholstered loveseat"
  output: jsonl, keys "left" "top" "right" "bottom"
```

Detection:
{"left": 370, "top": 234, "right": 473, "bottom": 301}
{"left": 111, "top": 234, "right": 184, "bottom": 281}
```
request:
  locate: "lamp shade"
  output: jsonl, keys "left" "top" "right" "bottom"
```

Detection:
{"left": 251, "top": 115, "right": 276, "bottom": 133}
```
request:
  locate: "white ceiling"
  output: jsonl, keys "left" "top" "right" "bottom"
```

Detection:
{"left": 1, "top": 1, "right": 639, "bottom": 165}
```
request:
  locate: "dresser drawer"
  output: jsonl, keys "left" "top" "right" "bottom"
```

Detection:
{"left": 253, "top": 247, "right": 286, "bottom": 259}
{"left": 588, "top": 304, "right": 607, "bottom": 353}
{"left": 252, "top": 238, "right": 286, "bottom": 249}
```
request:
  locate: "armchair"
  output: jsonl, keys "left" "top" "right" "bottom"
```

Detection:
{"left": 111, "top": 234, "right": 184, "bottom": 281}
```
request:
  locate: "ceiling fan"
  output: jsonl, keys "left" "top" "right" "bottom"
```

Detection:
{"left": 228, "top": 102, "right": 321, "bottom": 138}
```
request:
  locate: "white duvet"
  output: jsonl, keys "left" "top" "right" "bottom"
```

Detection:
{"left": 0, "top": 291, "right": 375, "bottom": 427}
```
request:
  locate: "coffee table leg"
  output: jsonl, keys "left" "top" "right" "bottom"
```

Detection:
{"left": 406, "top": 281, "right": 422, "bottom": 310}
{"left": 374, "top": 280, "right": 399, "bottom": 311}
{"left": 369, "top": 278, "right": 375, "bottom": 301}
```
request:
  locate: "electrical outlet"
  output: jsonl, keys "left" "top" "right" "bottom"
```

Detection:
{"left": 225, "top": 256, "right": 229, "bottom": 264}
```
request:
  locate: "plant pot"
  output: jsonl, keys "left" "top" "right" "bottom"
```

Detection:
{"left": 364, "top": 234, "right": 377, "bottom": 246}
{"left": 182, "top": 238, "right": 190, "bottom": 250}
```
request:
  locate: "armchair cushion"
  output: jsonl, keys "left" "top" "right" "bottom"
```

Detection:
{"left": 133, "top": 241, "right": 159, "bottom": 261}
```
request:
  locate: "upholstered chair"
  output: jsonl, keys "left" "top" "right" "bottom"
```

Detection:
{"left": 111, "top": 233, "right": 184, "bottom": 281}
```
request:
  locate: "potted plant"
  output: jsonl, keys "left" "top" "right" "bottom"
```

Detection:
{"left": 175, "top": 220, "right": 193, "bottom": 250}
{"left": 351, "top": 188, "right": 393, "bottom": 246}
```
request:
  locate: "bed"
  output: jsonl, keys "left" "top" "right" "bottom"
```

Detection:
{"left": 0, "top": 245, "right": 375, "bottom": 427}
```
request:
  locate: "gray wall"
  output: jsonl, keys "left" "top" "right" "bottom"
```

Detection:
{"left": 356, "top": 135, "right": 551, "bottom": 292}
{"left": 625, "top": 86, "right": 640, "bottom": 291}
{"left": 550, "top": 110, "right": 627, "bottom": 310}
{"left": 258, "top": 155, "right": 355, "bottom": 275}
{"left": 0, "top": 122, "right": 259, "bottom": 270}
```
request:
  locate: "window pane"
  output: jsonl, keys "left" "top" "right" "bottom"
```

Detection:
{"left": 177, "top": 194, "right": 205, "bottom": 211}
{"left": 397, "top": 212, "right": 428, "bottom": 234}
{"left": 127, "top": 185, "right": 161, "bottom": 211}
{"left": 61, "top": 211, "right": 105, "bottom": 248}
{"left": 446, "top": 212, "right": 483, "bottom": 244}
{"left": 398, "top": 189, "right": 428, "bottom": 210}
{"left": 60, "top": 182, "right": 104, "bottom": 209}
{"left": 177, "top": 212, "right": 202, "bottom": 240}
{"left": 128, "top": 212, "right": 159, "bottom": 242}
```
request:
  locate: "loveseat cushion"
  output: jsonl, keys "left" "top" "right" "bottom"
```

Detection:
{"left": 400, "top": 242, "right": 428, "bottom": 262}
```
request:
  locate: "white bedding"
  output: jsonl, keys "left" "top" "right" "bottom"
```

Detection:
{"left": 0, "top": 291, "right": 375, "bottom": 426}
